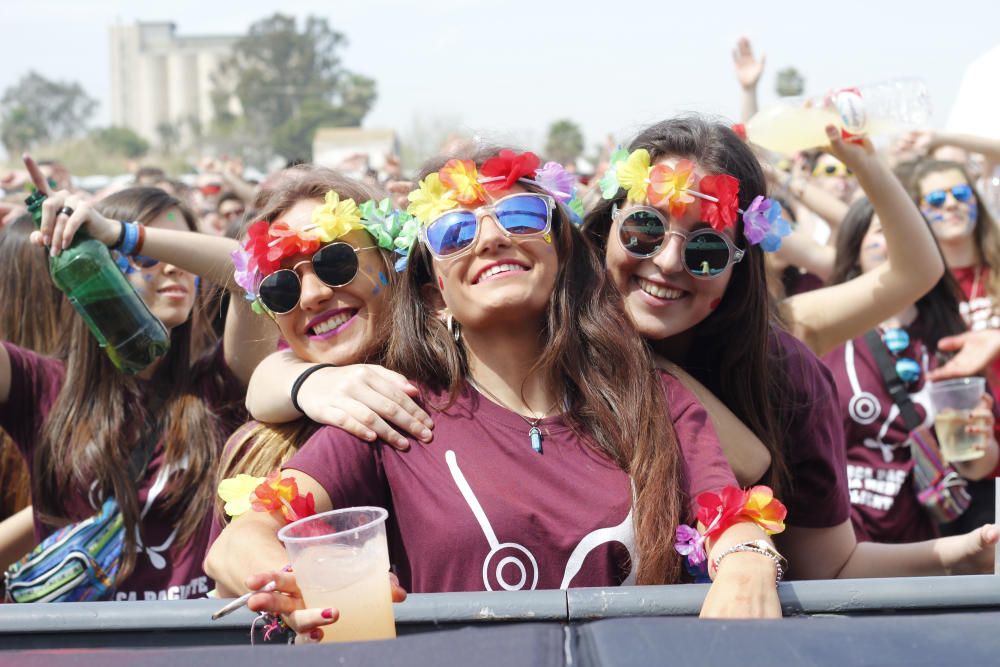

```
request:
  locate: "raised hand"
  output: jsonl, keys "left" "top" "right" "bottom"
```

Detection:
{"left": 732, "top": 37, "right": 765, "bottom": 90}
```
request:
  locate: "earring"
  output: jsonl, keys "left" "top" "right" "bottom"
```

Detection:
{"left": 446, "top": 313, "right": 461, "bottom": 343}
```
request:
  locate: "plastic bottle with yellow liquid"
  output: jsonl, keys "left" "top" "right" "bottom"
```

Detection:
{"left": 746, "top": 78, "right": 931, "bottom": 154}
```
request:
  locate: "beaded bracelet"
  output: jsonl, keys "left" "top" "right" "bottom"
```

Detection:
{"left": 711, "top": 539, "right": 786, "bottom": 584}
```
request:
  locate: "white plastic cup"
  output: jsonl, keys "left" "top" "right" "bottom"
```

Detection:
{"left": 277, "top": 507, "right": 395, "bottom": 643}
{"left": 929, "top": 377, "right": 988, "bottom": 463}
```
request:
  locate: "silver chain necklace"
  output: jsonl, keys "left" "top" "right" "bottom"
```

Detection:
{"left": 467, "top": 377, "right": 559, "bottom": 454}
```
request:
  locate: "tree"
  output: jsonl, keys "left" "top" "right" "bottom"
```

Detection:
{"left": 545, "top": 119, "right": 585, "bottom": 167}
{"left": 776, "top": 68, "right": 805, "bottom": 97}
{"left": 156, "top": 121, "right": 180, "bottom": 155}
{"left": 0, "top": 71, "right": 97, "bottom": 153}
{"left": 212, "top": 13, "right": 377, "bottom": 161}
{"left": 91, "top": 126, "right": 150, "bottom": 158}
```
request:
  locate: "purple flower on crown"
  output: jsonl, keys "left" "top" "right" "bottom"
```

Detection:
{"left": 742, "top": 196, "right": 776, "bottom": 245}
{"left": 231, "top": 248, "right": 261, "bottom": 301}
{"left": 534, "top": 161, "right": 575, "bottom": 202}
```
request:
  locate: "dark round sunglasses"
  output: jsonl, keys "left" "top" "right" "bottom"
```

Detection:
{"left": 257, "top": 242, "right": 378, "bottom": 314}
{"left": 613, "top": 206, "right": 745, "bottom": 279}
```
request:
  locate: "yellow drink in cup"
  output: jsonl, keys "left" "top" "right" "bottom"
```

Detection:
{"left": 929, "top": 378, "right": 988, "bottom": 464}
{"left": 278, "top": 507, "right": 396, "bottom": 643}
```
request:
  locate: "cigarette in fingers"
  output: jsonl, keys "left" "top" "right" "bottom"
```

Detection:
{"left": 210, "top": 580, "right": 277, "bottom": 620}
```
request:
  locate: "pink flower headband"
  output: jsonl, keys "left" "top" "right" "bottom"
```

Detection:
{"left": 406, "top": 150, "right": 585, "bottom": 225}
{"left": 600, "top": 148, "right": 790, "bottom": 251}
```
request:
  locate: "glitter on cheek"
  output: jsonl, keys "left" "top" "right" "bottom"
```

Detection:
{"left": 378, "top": 272, "right": 388, "bottom": 286}
{"left": 968, "top": 202, "right": 979, "bottom": 225}
{"left": 438, "top": 276, "right": 444, "bottom": 290}
{"left": 372, "top": 286, "right": 380, "bottom": 295}
{"left": 166, "top": 212, "right": 177, "bottom": 222}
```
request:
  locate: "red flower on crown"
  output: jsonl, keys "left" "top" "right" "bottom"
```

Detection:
{"left": 479, "top": 150, "right": 542, "bottom": 192}
{"left": 267, "top": 221, "right": 320, "bottom": 265}
{"left": 698, "top": 174, "right": 741, "bottom": 232}
{"left": 244, "top": 220, "right": 280, "bottom": 275}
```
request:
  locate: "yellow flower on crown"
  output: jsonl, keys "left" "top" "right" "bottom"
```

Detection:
{"left": 407, "top": 173, "right": 459, "bottom": 225}
{"left": 312, "top": 190, "right": 364, "bottom": 243}
{"left": 615, "top": 149, "right": 652, "bottom": 203}
{"left": 438, "top": 159, "right": 485, "bottom": 206}
{"left": 217, "top": 473, "right": 266, "bottom": 518}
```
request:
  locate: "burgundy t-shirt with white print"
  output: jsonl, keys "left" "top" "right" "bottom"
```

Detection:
{"left": 0, "top": 341, "right": 246, "bottom": 601}
{"left": 284, "top": 371, "right": 735, "bottom": 593}
{"left": 818, "top": 322, "right": 1000, "bottom": 544}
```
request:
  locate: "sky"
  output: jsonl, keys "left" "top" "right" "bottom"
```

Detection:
{"left": 1, "top": 0, "right": 998, "bottom": 159}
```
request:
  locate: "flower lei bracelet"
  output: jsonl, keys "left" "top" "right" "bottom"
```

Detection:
{"left": 406, "top": 150, "right": 585, "bottom": 226}
{"left": 218, "top": 469, "right": 317, "bottom": 524}
{"left": 231, "top": 191, "right": 420, "bottom": 311}
{"left": 674, "top": 485, "right": 788, "bottom": 580}
{"left": 599, "top": 148, "right": 791, "bottom": 251}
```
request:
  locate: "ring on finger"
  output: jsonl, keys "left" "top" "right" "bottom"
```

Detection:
{"left": 59, "top": 206, "right": 74, "bottom": 217}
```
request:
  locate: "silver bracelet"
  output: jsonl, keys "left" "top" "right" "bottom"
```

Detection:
{"left": 711, "top": 539, "right": 786, "bottom": 584}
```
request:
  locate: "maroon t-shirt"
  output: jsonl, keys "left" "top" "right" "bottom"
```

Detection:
{"left": 952, "top": 265, "right": 1000, "bottom": 384}
{"left": 0, "top": 341, "right": 246, "bottom": 601}
{"left": 820, "top": 327, "right": 1000, "bottom": 544}
{"left": 284, "top": 373, "right": 735, "bottom": 593}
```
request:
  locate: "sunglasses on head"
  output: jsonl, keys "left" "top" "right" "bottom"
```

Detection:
{"left": 612, "top": 205, "right": 745, "bottom": 279}
{"left": 923, "top": 184, "right": 973, "bottom": 208}
{"left": 419, "top": 193, "right": 554, "bottom": 259}
{"left": 257, "top": 242, "right": 378, "bottom": 314}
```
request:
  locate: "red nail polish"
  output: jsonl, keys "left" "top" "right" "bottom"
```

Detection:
{"left": 310, "top": 628, "right": 323, "bottom": 640}
{"left": 321, "top": 608, "right": 334, "bottom": 619}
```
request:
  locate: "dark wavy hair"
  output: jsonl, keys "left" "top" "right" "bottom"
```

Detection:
{"left": 831, "top": 196, "right": 966, "bottom": 350}
{"left": 583, "top": 116, "right": 792, "bottom": 494}
{"left": 34, "top": 187, "right": 226, "bottom": 581}
{"left": 385, "top": 147, "right": 684, "bottom": 584}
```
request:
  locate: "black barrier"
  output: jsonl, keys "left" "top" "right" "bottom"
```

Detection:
{"left": 0, "top": 575, "right": 998, "bottom": 651}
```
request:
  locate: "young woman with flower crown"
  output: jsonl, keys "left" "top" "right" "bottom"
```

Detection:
{"left": 207, "top": 168, "right": 421, "bottom": 553}
{"left": 205, "top": 147, "right": 788, "bottom": 638}
{"left": 0, "top": 157, "right": 275, "bottom": 601}
{"left": 584, "top": 116, "right": 997, "bottom": 581}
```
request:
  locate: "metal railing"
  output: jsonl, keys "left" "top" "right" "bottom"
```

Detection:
{"left": 1, "top": 575, "right": 998, "bottom": 650}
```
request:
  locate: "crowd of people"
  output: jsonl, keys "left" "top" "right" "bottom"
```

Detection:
{"left": 1, "top": 37, "right": 999, "bottom": 641}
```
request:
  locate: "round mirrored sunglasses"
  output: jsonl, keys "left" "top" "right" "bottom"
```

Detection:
{"left": 613, "top": 206, "right": 745, "bottom": 279}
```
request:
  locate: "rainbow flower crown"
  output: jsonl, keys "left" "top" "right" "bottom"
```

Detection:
{"left": 599, "top": 148, "right": 790, "bottom": 251}
{"left": 406, "top": 150, "right": 585, "bottom": 226}
{"left": 231, "top": 191, "right": 420, "bottom": 310}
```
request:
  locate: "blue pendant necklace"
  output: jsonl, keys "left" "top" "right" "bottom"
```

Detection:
{"left": 468, "top": 378, "right": 558, "bottom": 454}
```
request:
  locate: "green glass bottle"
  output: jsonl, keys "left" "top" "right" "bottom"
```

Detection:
{"left": 26, "top": 192, "right": 170, "bottom": 374}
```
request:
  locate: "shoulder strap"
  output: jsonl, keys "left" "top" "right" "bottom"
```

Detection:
{"left": 127, "top": 396, "right": 163, "bottom": 483}
{"left": 862, "top": 330, "right": 923, "bottom": 431}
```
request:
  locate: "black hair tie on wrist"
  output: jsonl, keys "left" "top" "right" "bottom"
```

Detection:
{"left": 112, "top": 221, "right": 127, "bottom": 249}
{"left": 290, "top": 364, "right": 337, "bottom": 414}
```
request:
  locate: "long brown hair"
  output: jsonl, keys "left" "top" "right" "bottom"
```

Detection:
{"left": 385, "top": 148, "right": 683, "bottom": 584}
{"left": 831, "top": 196, "right": 967, "bottom": 350}
{"left": 34, "top": 187, "right": 223, "bottom": 580}
{"left": 214, "top": 168, "right": 393, "bottom": 520}
{"left": 901, "top": 159, "right": 1000, "bottom": 300}
{"left": 0, "top": 215, "right": 70, "bottom": 518}
{"left": 583, "top": 116, "right": 792, "bottom": 494}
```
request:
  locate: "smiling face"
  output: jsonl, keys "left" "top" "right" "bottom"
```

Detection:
{"left": 429, "top": 186, "right": 559, "bottom": 331}
{"left": 126, "top": 206, "right": 197, "bottom": 330}
{"left": 268, "top": 199, "right": 389, "bottom": 364}
{"left": 604, "top": 158, "right": 735, "bottom": 341}
{"left": 919, "top": 168, "right": 978, "bottom": 244}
